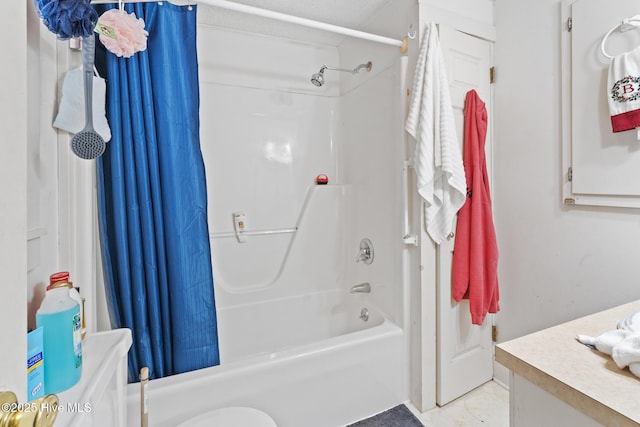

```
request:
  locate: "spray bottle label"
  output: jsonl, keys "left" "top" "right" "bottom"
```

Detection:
{"left": 72, "top": 312, "right": 82, "bottom": 368}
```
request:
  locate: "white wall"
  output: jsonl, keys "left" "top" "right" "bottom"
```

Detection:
{"left": 420, "top": 0, "right": 495, "bottom": 42}
{"left": 494, "top": 0, "right": 640, "bottom": 343}
{"left": 422, "top": 0, "right": 495, "bottom": 26}
{"left": 2, "top": 0, "right": 74, "bottom": 400}
{"left": 0, "top": 0, "right": 28, "bottom": 399}
{"left": 26, "top": 1, "right": 61, "bottom": 333}
{"left": 24, "top": 2, "right": 95, "bottom": 338}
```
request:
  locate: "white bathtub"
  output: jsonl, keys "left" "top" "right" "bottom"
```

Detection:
{"left": 217, "top": 289, "right": 385, "bottom": 362}
{"left": 126, "top": 290, "right": 407, "bottom": 427}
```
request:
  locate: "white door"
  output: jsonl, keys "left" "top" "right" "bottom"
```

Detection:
{"left": 436, "top": 23, "right": 494, "bottom": 406}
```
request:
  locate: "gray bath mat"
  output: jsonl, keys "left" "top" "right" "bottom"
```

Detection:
{"left": 347, "top": 404, "right": 425, "bottom": 427}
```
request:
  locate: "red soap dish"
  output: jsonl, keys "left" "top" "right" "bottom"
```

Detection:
{"left": 316, "top": 174, "right": 329, "bottom": 185}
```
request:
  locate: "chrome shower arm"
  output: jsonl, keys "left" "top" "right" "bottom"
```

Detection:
{"left": 311, "top": 61, "right": 372, "bottom": 87}
{"left": 324, "top": 61, "right": 372, "bottom": 75}
{"left": 323, "top": 65, "right": 359, "bottom": 74}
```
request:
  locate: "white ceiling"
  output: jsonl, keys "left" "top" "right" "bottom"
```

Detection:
{"left": 196, "top": 0, "right": 396, "bottom": 46}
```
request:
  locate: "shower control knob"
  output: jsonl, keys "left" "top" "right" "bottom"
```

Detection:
{"left": 356, "top": 238, "right": 374, "bottom": 264}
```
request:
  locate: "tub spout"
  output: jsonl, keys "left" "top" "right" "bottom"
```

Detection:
{"left": 350, "top": 282, "right": 371, "bottom": 293}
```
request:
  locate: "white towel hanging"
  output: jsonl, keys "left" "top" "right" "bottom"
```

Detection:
{"left": 405, "top": 22, "right": 466, "bottom": 244}
{"left": 601, "top": 15, "right": 640, "bottom": 140}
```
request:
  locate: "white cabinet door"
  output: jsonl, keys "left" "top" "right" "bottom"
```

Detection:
{"left": 562, "top": 0, "right": 640, "bottom": 207}
{"left": 436, "top": 23, "right": 494, "bottom": 406}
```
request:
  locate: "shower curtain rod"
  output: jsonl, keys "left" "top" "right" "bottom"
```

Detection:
{"left": 90, "top": 0, "right": 408, "bottom": 52}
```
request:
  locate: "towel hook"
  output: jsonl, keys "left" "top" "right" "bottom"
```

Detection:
{"left": 601, "top": 15, "right": 640, "bottom": 59}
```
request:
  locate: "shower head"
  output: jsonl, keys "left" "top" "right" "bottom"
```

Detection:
{"left": 310, "top": 61, "right": 372, "bottom": 87}
{"left": 311, "top": 66, "right": 327, "bottom": 87}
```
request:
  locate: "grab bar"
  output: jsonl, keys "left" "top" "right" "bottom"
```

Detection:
{"left": 402, "top": 160, "right": 418, "bottom": 246}
{"left": 400, "top": 55, "right": 418, "bottom": 247}
{"left": 210, "top": 227, "right": 297, "bottom": 239}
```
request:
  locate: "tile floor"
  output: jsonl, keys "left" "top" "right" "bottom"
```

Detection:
{"left": 406, "top": 381, "right": 510, "bottom": 427}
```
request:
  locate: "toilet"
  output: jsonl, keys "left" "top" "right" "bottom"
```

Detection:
{"left": 176, "top": 406, "right": 277, "bottom": 427}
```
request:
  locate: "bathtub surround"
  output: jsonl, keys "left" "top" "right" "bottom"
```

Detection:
{"left": 198, "top": 20, "right": 406, "bottom": 323}
{"left": 97, "top": 2, "right": 220, "bottom": 382}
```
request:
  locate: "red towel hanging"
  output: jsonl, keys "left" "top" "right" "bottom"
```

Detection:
{"left": 451, "top": 89, "right": 499, "bottom": 326}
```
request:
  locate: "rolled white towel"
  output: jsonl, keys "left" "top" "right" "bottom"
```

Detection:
{"left": 576, "top": 329, "right": 632, "bottom": 355}
{"left": 630, "top": 362, "right": 640, "bottom": 378}
{"left": 618, "top": 311, "right": 640, "bottom": 332}
{"left": 612, "top": 333, "right": 640, "bottom": 370}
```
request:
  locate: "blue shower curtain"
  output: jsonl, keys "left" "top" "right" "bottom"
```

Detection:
{"left": 96, "top": 2, "right": 220, "bottom": 382}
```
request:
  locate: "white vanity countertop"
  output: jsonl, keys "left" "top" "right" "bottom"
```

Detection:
{"left": 496, "top": 300, "right": 640, "bottom": 426}
{"left": 496, "top": 300, "right": 640, "bottom": 427}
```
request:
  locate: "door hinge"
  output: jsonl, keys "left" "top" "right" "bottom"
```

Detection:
{"left": 490, "top": 66, "right": 495, "bottom": 84}
{"left": 567, "top": 17, "right": 573, "bottom": 32}
{"left": 568, "top": 166, "right": 573, "bottom": 182}
{"left": 492, "top": 325, "right": 497, "bottom": 343}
